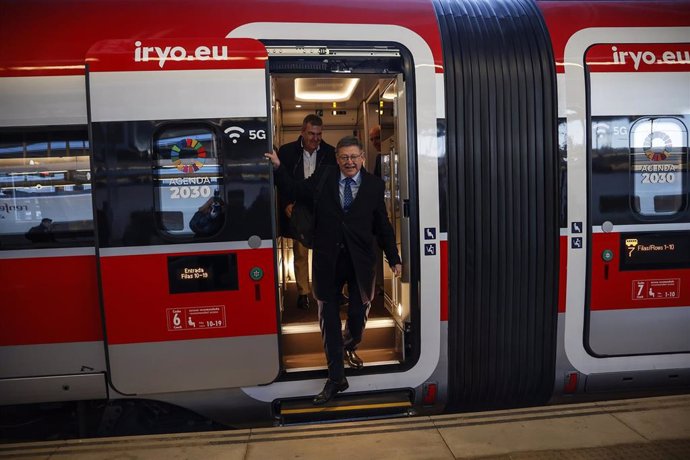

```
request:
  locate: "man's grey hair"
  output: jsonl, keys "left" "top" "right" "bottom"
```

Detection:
{"left": 336, "top": 136, "right": 363, "bottom": 152}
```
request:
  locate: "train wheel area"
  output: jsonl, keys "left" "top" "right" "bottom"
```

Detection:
{"left": 2, "top": 394, "right": 689, "bottom": 459}
{"left": 0, "top": 400, "right": 226, "bottom": 443}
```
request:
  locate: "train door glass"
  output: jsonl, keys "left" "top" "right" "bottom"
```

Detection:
{"left": 86, "top": 38, "right": 281, "bottom": 395}
{"left": 267, "top": 46, "right": 414, "bottom": 374}
{"left": 585, "top": 43, "right": 690, "bottom": 356}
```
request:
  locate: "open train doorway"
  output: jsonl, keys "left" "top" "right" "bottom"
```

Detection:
{"left": 266, "top": 45, "right": 415, "bottom": 376}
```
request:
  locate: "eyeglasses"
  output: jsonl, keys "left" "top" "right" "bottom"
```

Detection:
{"left": 337, "top": 154, "right": 363, "bottom": 162}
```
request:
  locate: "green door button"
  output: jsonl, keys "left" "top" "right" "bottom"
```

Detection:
{"left": 602, "top": 249, "right": 614, "bottom": 262}
{"left": 249, "top": 267, "right": 264, "bottom": 281}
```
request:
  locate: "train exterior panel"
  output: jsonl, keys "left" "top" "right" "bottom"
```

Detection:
{"left": 1, "top": 0, "right": 688, "bottom": 428}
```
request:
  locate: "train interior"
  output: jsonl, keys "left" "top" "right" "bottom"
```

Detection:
{"left": 267, "top": 46, "right": 414, "bottom": 375}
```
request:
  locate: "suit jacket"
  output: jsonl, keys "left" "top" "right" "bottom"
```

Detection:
{"left": 275, "top": 165, "right": 401, "bottom": 303}
{"left": 276, "top": 136, "right": 335, "bottom": 237}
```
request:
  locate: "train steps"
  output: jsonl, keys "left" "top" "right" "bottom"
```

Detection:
{"left": 281, "top": 317, "right": 403, "bottom": 371}
{"left": 273, "top": 390, "right": 413, "bottom": 425}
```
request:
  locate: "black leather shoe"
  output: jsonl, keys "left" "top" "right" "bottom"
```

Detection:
{"left": 344, "top": 349, "right": 363, "bottom": 369}
{"left": 313, "top": 378, "right": 349, "bottom": 405}
{"left": 296, "top": 295, "right": 310, "bottom": 310}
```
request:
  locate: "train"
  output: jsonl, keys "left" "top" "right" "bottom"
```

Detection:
{"left": 1, "top": 0, "right": 689, "bottom": 432}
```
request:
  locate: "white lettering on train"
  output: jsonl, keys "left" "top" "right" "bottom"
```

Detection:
{"left": 165, "top": 177, "right": 212, "bottom": 186}
{"left": 639, "top": 164, "right": 677, "bottom": 172}
{"left": 169, "top": 185, "right": 212, "bottom": 199}
{"left": 611, "top": 46, "right": 690, "bottom": 70}
{"left": 0, "top": 203, "right": 29, "bottom": 214}
{"left": 134, "top": 41, "right": 229, "bottom": 69}
{"left": 640, "top": 172, "right": 675, "bottom": 184}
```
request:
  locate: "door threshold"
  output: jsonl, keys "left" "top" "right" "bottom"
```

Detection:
{"left": 282, "top": 318, "right": 396, "bottom": 334}
{"left": 285, "top": 360, "right": 401, "bottom": 373}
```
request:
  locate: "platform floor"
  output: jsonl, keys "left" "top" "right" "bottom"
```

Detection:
{"left": 1, "top": 394, "right": 689, "bottom": 459}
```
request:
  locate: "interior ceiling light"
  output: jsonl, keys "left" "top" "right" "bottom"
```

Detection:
{"left": 294, "top": 78, "right": 360, "bottom": 102}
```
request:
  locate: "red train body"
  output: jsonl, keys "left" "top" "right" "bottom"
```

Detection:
{"left": 1, "top": 0, "right": 688, "bottom": 428}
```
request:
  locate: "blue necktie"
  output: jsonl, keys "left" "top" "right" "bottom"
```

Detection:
{"left": 343, "top": 178, "right": 354, "bottom": 211}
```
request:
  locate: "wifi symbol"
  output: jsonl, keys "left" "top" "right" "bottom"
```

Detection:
{"left": 595, "top": 123, "right": 610, "bottom": 138}
{"left": 224, "top": 126, "right": 245, "bottom": 144}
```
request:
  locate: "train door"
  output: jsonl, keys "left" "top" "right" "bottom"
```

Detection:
{"left": 563, "top": 28, "right": 690, "bottom": 379}
{"left": 266, "top": 46, "right": 415, "bottom": 374}
{"left": 86, "top": 38, "right": 280, "bottom": 395}
{"left": 230, "top": 23, "right": 440, "bottom": 404}
{"left": 584, "top": 41, "right": 690, "bottom": 358}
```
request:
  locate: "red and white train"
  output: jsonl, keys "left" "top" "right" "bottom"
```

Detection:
{"left": 1, "top": 0, "right": 689, "bottom": 429}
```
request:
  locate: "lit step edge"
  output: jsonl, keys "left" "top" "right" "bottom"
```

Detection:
{"left": 282, "top": 318, "right": 396, "bottom": 335}
{"left": 281, "top": 400, "right": 411, "bottom": 415}
{"left": 284, "top": 360, "right": 400, "bottom": 373}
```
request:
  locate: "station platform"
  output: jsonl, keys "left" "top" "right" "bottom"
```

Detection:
{"left": 1, "top": 394, "right": 689, "bottom": 459}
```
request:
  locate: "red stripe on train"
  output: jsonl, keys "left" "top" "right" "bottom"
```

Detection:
{"left": 100, "top": 248, "right": 278, "bottom": 344}
{"left": 558, "top": 232, "right": 689, "bottom": 313}
{"left": 0, "top": 0, "right": 443, "bottom": 78}
{"left": 440, "top": 240, "right": 448, "bottom": 321}
{"left": 558, "top": 235, "right": 567, "bottom": 313}
{"left": 539, "top": 1, "right": 690, "bottom": 73}
{"left": 0, "top": 255, "right": 102, "bottom": 346}
{"left": 590, "top": 232, "right": 690, "bottom": 311}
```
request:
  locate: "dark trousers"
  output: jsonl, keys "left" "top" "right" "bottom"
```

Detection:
{"left": 317, "top": 246, "right": 371, "bottom": 382}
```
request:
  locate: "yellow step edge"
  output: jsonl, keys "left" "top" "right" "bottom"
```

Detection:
{"left": 281, "top": 401, "right": 411, "bottom": 415}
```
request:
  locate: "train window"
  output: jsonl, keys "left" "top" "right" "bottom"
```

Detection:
{"left": 153, "top": 126, "right": 224, "bottom": 237}
{"left": 630, "top": 117, "right": 688, "bottom": 217}
{"left": 0, "top": 128, "right": 93, "bottom": 249}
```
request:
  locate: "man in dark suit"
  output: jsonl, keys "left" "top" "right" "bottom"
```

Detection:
{"left": 277, "top": 114, "right": 336, "bottom": 310}
{"left": 266, "top": 136, "right": 402, "bottom": 405}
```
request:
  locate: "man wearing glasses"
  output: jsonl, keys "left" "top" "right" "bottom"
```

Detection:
{"left": 266, "top": 136, "right": 402, "bottom": 404}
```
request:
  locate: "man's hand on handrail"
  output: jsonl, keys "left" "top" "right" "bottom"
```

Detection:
{"left": 264, "top": 150, "right": 280, "bottom": 169}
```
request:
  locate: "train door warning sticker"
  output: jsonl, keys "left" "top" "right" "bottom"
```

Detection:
{"left": 167, "top": 305, "right": 227, "bottom": 331}
{"left": 632, "top": 279, "right": 680, "bottom": 300}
